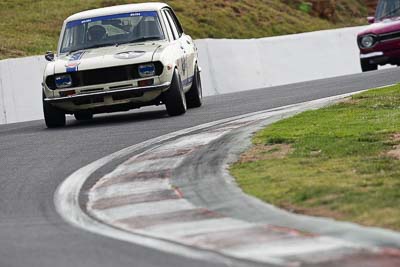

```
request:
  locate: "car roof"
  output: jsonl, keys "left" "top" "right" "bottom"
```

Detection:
{"left": 65, "top": 2, "right": 169, "bottom": 22}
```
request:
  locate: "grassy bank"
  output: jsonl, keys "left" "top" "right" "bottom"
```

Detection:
{"left": 231, "top": 85, "right": 400, "bottom": 231}
{"left": 0, "top": 0, "right": 369, "bottom": 60}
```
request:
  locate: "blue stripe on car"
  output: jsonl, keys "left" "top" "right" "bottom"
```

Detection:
{"left": 182, "top": 76, "right": 194, "bottom": 87}
{"left": 66, "top": 67, "right": 78, "bottom": 73}
{"left": 65, "top": 51, "right": 85, "bottom": 72}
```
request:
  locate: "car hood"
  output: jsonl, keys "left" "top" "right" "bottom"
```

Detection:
{"left": 359, "top": 16, "right": 400, "bottom": 36}
{"left": 53, "top": 42, "right": 164, "bottom": 74}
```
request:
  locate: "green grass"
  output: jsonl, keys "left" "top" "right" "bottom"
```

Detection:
{"left": 0, "top": 0, "right": 369, "bottom": 60}
{"left": 230, "top": 85, "right": 400, "bottom": 231}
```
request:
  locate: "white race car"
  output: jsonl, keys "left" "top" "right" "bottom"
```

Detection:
{"left": 42, "top": 3, "right": 202, "bottom": 128}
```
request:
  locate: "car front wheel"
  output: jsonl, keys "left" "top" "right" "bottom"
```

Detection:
{"left": 361, "top": 59, "right": 378, "bottom": 72}
{"left": 164, "top": 69, "right": 187, "bottom": 116}
{"left": 43, "top": 93, "right": 66, "bottom": 128}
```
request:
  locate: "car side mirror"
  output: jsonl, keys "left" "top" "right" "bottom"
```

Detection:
{"left": 45, "top": 51, "right": 55, "bottom": 62}
{"left": 367, "top": 16, "right": 375, "bottom": 24}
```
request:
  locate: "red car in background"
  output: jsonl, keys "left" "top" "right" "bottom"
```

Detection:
{"left": 358, "top": 0, "right": 400, "bottom": 71}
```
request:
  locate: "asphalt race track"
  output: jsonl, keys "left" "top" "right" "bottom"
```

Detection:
{"left": 1, "top": 68, "right": 400, "bottom": 267}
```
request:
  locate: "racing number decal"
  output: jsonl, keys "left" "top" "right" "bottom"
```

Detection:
{"left": 65, "top": 51, "right": 86, "bottom": 73}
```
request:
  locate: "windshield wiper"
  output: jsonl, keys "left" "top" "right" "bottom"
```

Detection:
{"left": 131, "top": 36, "right": 162, "bottom": 43}
{"left": 67, "top": 43, "right": 117, "bottom": 55}
{"left": 380, "top": 6, "right": 400, "bottom": 20}
{"left": 66, "top": 49, "right": 84, "bottom": 56}
{"left": 84, "top": 43, "right": 117, "bottom": 50}
{"left": 116, "top": 36, "right": 162, "bottom": 46}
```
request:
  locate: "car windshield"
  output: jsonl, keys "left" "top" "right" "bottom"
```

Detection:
{"left": 60, "top": 11, "right": 164, "bottom": 54}
{"left": 376, "top": 0, "right": 400, "bottom": 20}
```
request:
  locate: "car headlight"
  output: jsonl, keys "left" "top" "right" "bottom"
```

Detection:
{"left": 55, "top": 74, "right": 72, "bottom": 89}
{"left": 360, "top": 35, "right": 376, "bottom": 48}
{"left": 138, "top": 63, "right": 156, "bottom": 78}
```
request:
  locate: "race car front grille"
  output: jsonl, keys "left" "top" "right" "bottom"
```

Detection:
{"left": 73, "top": 96, "right": 104, "bottom": 106}
{"left": 46, "top": 62, "right": 163, "bottom": 90}
{"left": 378, "top": 31, "right": 400, "bottom": 42}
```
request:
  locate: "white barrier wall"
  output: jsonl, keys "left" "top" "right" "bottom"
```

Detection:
{"left": 0, "top": 26, "right": 365, "bottom": 125}
{"left": 0, "top": 56, "right": 47, "bottom": 124}
{"left": 197, "top": 26, "right": 365, "bottom": 96}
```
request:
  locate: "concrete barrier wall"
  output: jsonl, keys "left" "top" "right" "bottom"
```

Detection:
{"left": 197, "top": 26, "right": 366, "bottom": 96}
{"left": 0, "top": 26, "right": 366, "bottom": 125}
{"left": 0, "top": 56, "right": 47, "bottom": 124}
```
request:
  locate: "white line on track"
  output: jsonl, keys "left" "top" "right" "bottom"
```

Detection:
{"left": 223, "top": 236, "right": 356, "bottom": 259}
{"left": 141, "top": 218, "right": 253, "bottom": 238}
{"left": 156, "top": 131, "right": 230, "bottom": 151}
{"left": 107, "top": 157, "right": 185, "bottom": 176}
{"left": 90, "top": 179, "right": 171, "bottom": 201}
{"left": 91, "top": 199, "right": 195, "bottom": 221}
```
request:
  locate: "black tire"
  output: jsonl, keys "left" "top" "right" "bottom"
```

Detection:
{"left": 164, "top": 69, "right": 187, "bottom": 116}
{"left": 185, "top": 64, "right": 203, "bottom": 109}
{"left": 43, "top": 93, "right": 66, "bottom": 128}
{"left": 361, "top": 60, "right": 378, "bottom": 72}
{"left": 74, "top": 112, "right": 93, "bottom": 121}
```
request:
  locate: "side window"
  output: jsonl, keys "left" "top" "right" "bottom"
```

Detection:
{"left": 161, "top": 10, "right": 174, "bottom": 41}
{"left": 167, "top": 9, "right": 184, "bottom": 37}
{"left": 163, "top": 10, "right": 179, "bottom": 40}
{"left": 61, "top": 28, "right": 73, "bottom": 49}
{"left": 61, "top": 25, "right": 85, "bottom": 52}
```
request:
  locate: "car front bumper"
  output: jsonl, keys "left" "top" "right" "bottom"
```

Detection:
{"left": 44, "top": 82, "right": 171, "bottom": 104}
{"left": 360, "top": 48, "right": 400, "bottom": 65}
